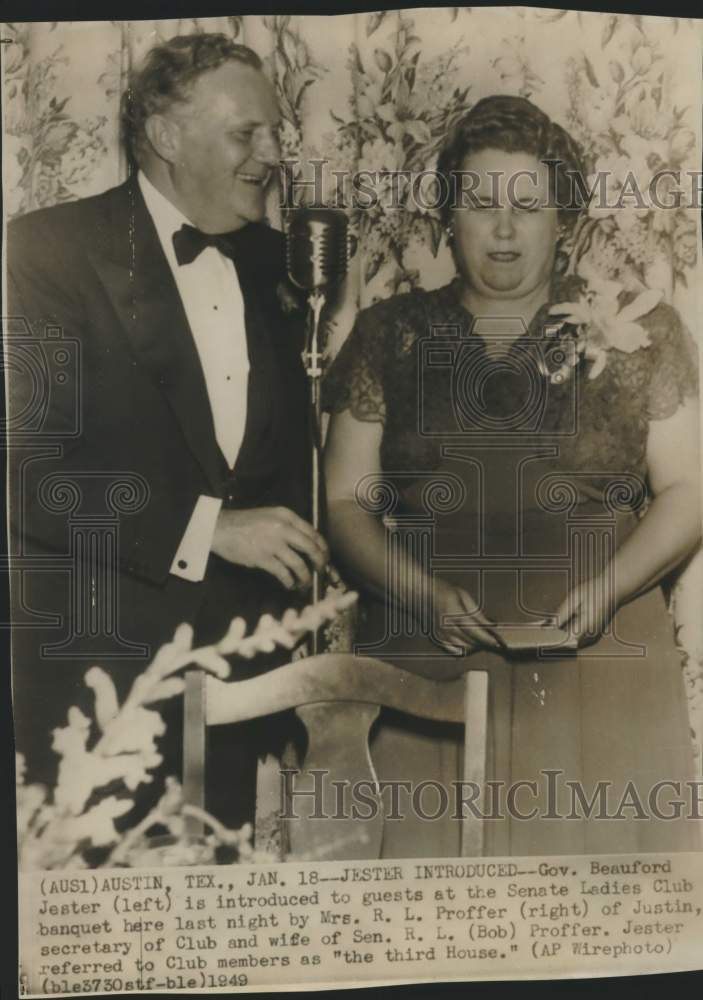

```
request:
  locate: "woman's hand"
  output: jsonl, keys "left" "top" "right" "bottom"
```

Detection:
{"left": 553, "top": 573, "right": 616, "bottom": 648}
{"left": 431, "top": 580, "right": 501, "bottom": 655}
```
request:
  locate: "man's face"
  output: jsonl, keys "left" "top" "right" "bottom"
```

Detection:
{"left": 165, "top": 61, "right": 280, "bottom": 233}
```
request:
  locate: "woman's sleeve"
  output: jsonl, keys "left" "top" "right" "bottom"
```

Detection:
{"left": 322, "top": 305, "right": 388, "bottom": 423}
{"left": 644, "top": 303, "right": 700, "bottom": 421}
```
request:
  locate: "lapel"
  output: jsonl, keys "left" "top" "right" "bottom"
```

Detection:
{"left": 88, "top": 176, "right": 224, "bottom": 492}
{"left": 224, "top": 224, "right": 297, "bottom": 456}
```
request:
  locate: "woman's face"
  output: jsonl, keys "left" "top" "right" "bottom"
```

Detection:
{"left": 451, "top": 148, "right": 558, "bottom": 301}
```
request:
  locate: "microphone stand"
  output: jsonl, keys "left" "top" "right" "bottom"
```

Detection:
{"left": 302, "top": 287, "right": 326, "bottom": 655}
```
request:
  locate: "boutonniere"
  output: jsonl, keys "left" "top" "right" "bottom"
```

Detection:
{"left": 546, "top": 273, "right": 662, "bottom": 383}
{"left": 275, "top": 279, "right": 303, "bottom": 315}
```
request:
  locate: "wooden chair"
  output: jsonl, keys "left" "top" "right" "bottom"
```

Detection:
{"left": 182, "top": 654, "right": 489, "bottom": 860}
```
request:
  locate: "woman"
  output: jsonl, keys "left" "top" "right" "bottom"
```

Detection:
{"left": 323, "top": 96, "right": 701, "bottom": 858}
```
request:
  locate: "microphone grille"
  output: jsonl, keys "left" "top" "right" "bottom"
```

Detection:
{"left": 286, "top": 208, "right": 350, "bottom": 291}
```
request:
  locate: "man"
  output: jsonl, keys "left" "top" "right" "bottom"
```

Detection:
{"left": 7, "top": 33, "right": 327, "bottom": 826}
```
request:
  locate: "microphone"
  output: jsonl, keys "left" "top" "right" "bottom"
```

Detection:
{"left": 286, "top": 209, "right": 355, "bottom": 633}
{"left": 286, "top": 207, "right": 355, "bottom": 292}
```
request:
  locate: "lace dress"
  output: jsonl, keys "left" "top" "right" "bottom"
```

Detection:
{"left": 323, "top": 278, "right": 701, "bottom": 858}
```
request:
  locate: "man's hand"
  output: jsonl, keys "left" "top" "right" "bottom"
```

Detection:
{"left": 431, "top": 580, "right": 501, "bottom": 655}
{"left": 211, "top": 506, "right": 329, "bottom": 591}
{"left": 553, "top": 573, "right": 616, "bottom": 647}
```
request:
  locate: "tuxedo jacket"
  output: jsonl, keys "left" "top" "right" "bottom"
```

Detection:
{"left": 7, "top": 176, "right": 311, "bottom": 658}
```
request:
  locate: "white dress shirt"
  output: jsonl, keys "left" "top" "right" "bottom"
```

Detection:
{"left": 138, "top": 170, "right": 249, "bottom": 582}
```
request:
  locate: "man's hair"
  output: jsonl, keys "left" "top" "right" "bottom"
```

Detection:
{"left": 121, "top": 32, "right": 263, "bottom": 165}
{"left": 436, "top": 94, "right": 588, "bottom": 229}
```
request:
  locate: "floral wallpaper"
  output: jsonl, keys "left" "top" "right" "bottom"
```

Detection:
{"left": 2, "top": 8, "right": 702, "bottom": 772}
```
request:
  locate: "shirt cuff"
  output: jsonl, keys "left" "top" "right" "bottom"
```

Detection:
{"left": 170, "top": 495, "right": 223, "bottom": 582}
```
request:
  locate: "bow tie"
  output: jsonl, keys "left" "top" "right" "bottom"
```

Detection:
{"left": 172, "top": 223, "right": 243, "bottom": 266}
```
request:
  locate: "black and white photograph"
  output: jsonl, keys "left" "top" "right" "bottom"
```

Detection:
{"left": 3, "top": 4, "right": 703, "bottom": 993}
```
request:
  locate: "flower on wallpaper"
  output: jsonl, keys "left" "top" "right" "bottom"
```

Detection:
{"left": 566, "top": 37, "right": 667, "bottom": 159}
{"left": 530, "top": 8, "right": 578, "bottom": 24}
{"left": 264, "top": 15, "right": 327, "bottom": 216}
{"left": 332, "top": 10, "right": 470, "bottom": 289}
{"left": 564, "top": 58, "right": 615, "bottom": 157}
{"left": 4, "top": 47, "right": 109, "bottom": 218}
{"left": 621, "top": 132, "right": 671, "bottom": 175}
{"left": 672, "top": 214, "right": 698, "bottom": 276}
{"left": 97, "top": 47, "right": 125, "bottom": 102}
{"left": 265, "top": 15, "right": 326, "bottom": 148}
{"left": 227, "top": 15, "right": 243, "bottom": 38}
{"left": 622, "top": 90, "right": 667, "bottom": 142}
{"left": 586, "top": 155, "right": 635, "bottom": 217}
{"left": 563, "top": 21, "right": 698, "bottom": 292}
{"left": 365, "top": 11, "right": 388, "bottom": 36}
{"left": 3, "top": 31, "right": 29, "bottom": 82}
{"left": 490, "top": 37, "right": 545, "bottom": 99}
{"left": 360, "top": 136, "right": 398, "bottom": 175}
{"left": 668, "top": 127, "right": 695, "bottom": 164}
{"left": 278, "top": 118, "right": 303, "bottom": 161}
{"left": 3, "top": 134, "right": 30, "bottom": 212}
{"left": 586, "top": 146, "right": 663, "bottom": 230}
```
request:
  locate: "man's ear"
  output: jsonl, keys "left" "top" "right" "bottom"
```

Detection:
{"left": 143, "top": 113, "right": 182, "bottom": 165}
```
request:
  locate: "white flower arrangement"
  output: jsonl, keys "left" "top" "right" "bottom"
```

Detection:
{"left": 545, "top": 262, "right": 663, "bottom": 383}
{"left": 16, "top": 587, "right": 357, "bottom": 870}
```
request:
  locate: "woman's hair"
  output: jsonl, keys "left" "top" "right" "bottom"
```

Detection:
{"left": 436, "top": 95, "right": 587, "bottom": 229}
{"left": 121, "top": 33, "right": 262, "bottom": 165}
